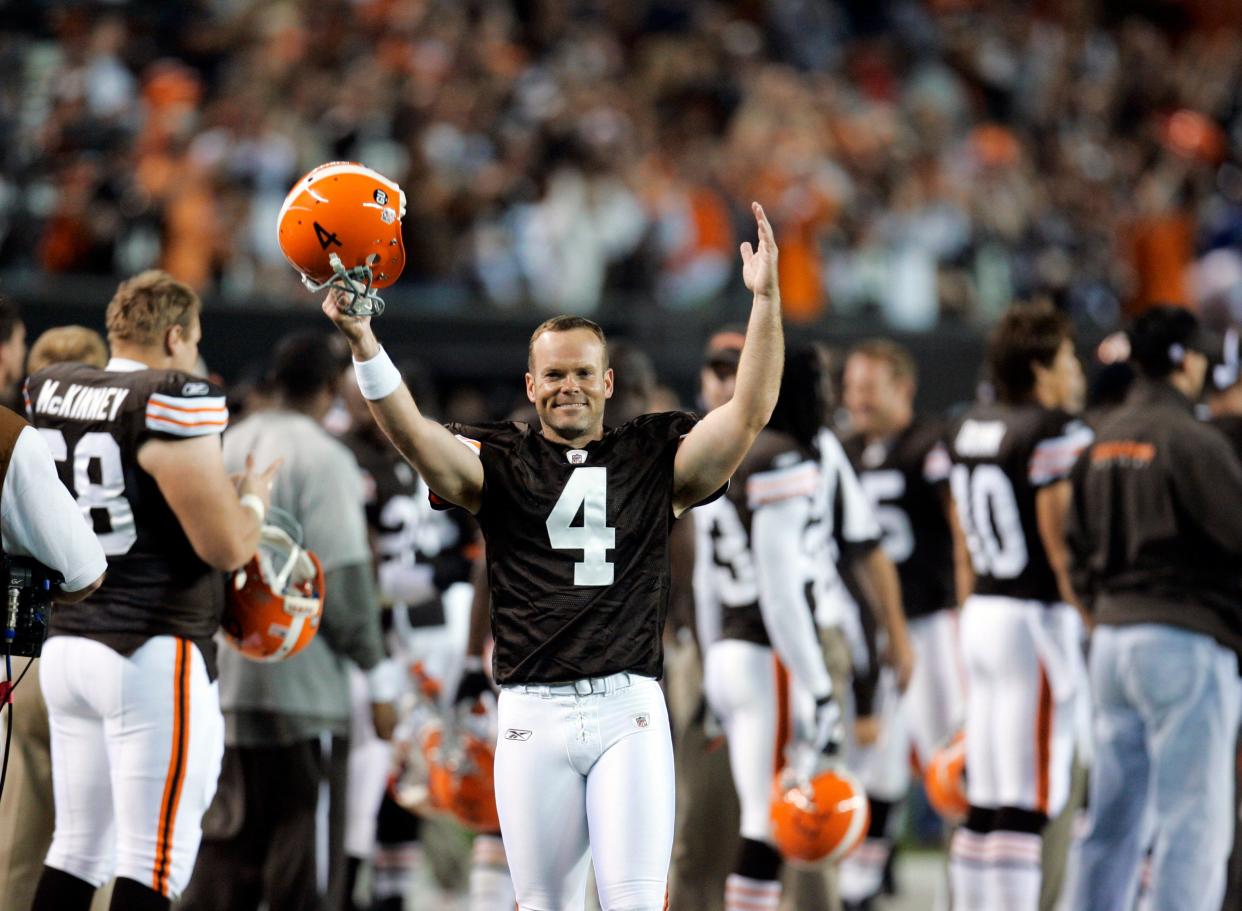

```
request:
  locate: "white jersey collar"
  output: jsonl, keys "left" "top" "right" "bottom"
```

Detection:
{"left": 106, "top": 357, "right": 148, "bottom": 373}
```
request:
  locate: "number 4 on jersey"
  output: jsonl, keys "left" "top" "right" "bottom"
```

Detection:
{"left": 547, "top": 467, "right": 616, "bottom": 586}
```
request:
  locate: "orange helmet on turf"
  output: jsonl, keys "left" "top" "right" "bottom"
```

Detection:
{"left": 221, "top": 511, "right": 325, "bottom": 662}
{"left": 277, "top": 162, "right": 406, "bottom": 316}
{"left": 422, "top": 725, "right": 500, "bottom": 832}
{"left": 924, "top": 731, "right": 969, "bottom": 824}
{"left": 771, "top": 768, "right": 869, "bottom": 864}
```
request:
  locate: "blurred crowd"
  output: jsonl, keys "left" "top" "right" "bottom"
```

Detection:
{"left": 4, "top": 0, "right": 1242, "bottom": 329}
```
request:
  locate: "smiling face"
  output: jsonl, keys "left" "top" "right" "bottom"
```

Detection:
{"left": 526, "top": 327, "right": 614, "bottom": 445}
{"left": 843, "top": 353, "right": 913, "bottom": 439}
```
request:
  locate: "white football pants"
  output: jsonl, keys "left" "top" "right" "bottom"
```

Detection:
{"left": 959, "top": 597, "right": 1080, "bottom": 815}
{"left": 903, "top": 609, "right": 966, "bottom": 770}
{"left": 704, "top": 638, "right": 813, "bottom": 843}
{"left": 495, "top": 672, "right": 673, "bottom": 911}
{"left": 41, "top": 635, "right": 224, "bottom": 898}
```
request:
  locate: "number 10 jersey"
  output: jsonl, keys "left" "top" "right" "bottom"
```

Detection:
{"left": 25, "top": 361, "right": 229, "bottom": 670}
{"left": 441, "top": 412, "right": 714, "bottom": 685}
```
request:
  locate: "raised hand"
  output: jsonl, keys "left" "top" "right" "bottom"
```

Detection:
{"left": 740, "top": 201, "right": 779, "bottom": 302}
{"left": 237, "top": 451, "right": 283, "bottom": 511}
{"left": 321, "top": 287, "right": 379, "bottom": 359}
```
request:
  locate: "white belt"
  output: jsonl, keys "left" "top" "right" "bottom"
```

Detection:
{"left": 505, "top": 671, "right": 640, "bottom": 697}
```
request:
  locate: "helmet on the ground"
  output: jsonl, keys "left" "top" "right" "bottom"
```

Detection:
{"left": 924, "top": 731, "right": 969, "bottom": 824}
{"left": 771, "top": 767, "right": 869, "bottom": 864}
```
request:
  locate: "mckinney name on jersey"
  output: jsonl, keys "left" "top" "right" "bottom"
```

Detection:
{"left": 436, "top": 411, "right": 715, "bottom": 685}
{"left": 26, "top": 360, "right": 229, "bottom": 673}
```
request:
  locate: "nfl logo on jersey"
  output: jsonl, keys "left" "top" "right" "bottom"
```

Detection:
{"left": 567, "top": 449, "right": 588, "bottom": 465}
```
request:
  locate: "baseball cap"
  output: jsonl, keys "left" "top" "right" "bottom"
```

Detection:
{"left": 702, "top": 326, "right": 746, "bottom": 369}
{"left": 1127, "top": 305, "right": 1219, "bottom": 379}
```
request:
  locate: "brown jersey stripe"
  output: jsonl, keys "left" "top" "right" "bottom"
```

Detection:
{"left": 152, "top": 639, "right": 191, "bottom": 894}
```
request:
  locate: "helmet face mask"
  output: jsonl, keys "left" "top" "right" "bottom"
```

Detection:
{"left": 277, "top": 162, "right": 407, "bottom": 317}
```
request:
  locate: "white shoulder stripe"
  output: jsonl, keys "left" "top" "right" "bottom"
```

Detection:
{"left": 148, "top": 392, "right": 227, "bottom": 411}
{"left": 146, "top": 413, "right": 227, "bottom": 437}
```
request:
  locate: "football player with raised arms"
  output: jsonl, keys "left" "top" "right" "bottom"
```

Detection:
{"left": 318, "top": 200, "right": 783, "bottom": 911}
{"left": 26, "top": 271, "right": 281, "bottom": 911}
{"left": 945, "top": 303, "right": 1091, "bottom": 911}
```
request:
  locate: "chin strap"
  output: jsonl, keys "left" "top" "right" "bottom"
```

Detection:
{"left": 301, "top": 252, "right": 387, "bottom": 317}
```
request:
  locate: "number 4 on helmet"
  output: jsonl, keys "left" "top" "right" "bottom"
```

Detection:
{"left": 277, "top": 161, "right": 407, "bottom": 317}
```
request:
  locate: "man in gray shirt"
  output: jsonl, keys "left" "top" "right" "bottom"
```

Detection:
{"left": 181, "top": 331, "right": 397, "bottom": 911}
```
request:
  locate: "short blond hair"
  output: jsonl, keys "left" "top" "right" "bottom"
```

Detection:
{"left": 28, "top": 325, "right": 108, "bottom": 373}
{"left": 848, "top": 339, "right": 918, "bottom": 387}
{"left": 527, "top": 315, "right": 608, "bottom": 371}
{"left": 105, "top": 270, "right": 200, "bottom": 347}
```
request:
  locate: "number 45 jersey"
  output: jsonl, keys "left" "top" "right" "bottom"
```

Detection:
{"left": 25, "top": 361, "right": 229, "bottom": 668}
{"left": 440, "top": 412, "right": 718, "bottom": 685}
{"left": 946, "top": 403, "right": 1092, "bottom": 604}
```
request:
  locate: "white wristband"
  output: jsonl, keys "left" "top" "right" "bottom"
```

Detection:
{"left": 367, "top": 658, "right": 403, "bottom": 703}
{"left": 353, "top": 347, "right": 402, "bottom": 401}
{"left": 239, "top": 493, "right": 265, "bottom": 524}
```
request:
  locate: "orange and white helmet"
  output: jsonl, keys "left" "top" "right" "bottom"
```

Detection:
{"left": 221, "top": 510, "right": 325, "bottom": 662}
{"left": 924, "top": 731, "right": 969, "bottom": 824}
{"left": 771, "top": 767, "right": 869, "bottom": 865}
{"left": 277, "top": 162, "right": 406, "bottom": 316}
{"left": 422, "top": 723, "right": 500, "bottom": 832}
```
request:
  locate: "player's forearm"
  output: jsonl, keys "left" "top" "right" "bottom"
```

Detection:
{"left": 731, "top": 290, "right": 784, "bottom": 434}
{"left": 860, "top": 546, "right": 908, "bottom": 649}
{"left": 354, "top": 350, "right": 484, "bottom": 510}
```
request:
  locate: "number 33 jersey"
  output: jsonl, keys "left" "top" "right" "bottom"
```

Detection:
{"left": 441, "top": 412, "right": 716, "bottom": 685}
{"left": 946, "top": 403, "right": 1092, "bottom": 604}
{"left": 25, "top": 361, "right": 229, "bottom": 668}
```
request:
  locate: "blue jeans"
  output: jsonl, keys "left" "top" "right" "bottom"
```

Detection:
{"left": 1072, "top": 623, "right": 1240, "bottom": 911}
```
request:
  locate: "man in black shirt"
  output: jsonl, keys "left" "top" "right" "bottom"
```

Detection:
{"left": 1068, "top": 306, "right": 1242, "bottom": 911}
{"left": 945, "top": 304, "right": 1092, "bottom": 911}
{"left": 323, "top": 202, "right": 785, "bottom": 911}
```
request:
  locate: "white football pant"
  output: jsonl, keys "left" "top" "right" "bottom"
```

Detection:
{"left": 41, "top": 635, "right": 224, "bottom": 898}
{"left": 495, "top": 673, "right": 673, "bottom": 911}
{"left": 703, "top": 639, "right": 813, "bottom": 843}
{"left": 903, "top": 609, "right": 966, "bottom": 770}
{"left": 959, "top": 597, "right": 1080, "bottom": 815}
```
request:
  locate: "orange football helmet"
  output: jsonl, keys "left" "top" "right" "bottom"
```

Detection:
{"left": 422, "top": 723, "right": 500, "bottom": 832}
{"left": 924, "top": 731, "right": 969, "bottom": 824}
{"left": 276, "top": 162, "right": 406, "bottom": 316}
{"left": 221, "top": 511, "right": 325, "bottom": 662}
{"left": 771, "top": 767, "right": 869, "bottom": 865}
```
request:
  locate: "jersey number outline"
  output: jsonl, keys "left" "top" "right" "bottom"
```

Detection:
{"left": 950, "top": 463, "right": 1027, "bottom": 579}
{"left": 547, "top": 467, "right": 616, "bottom": 586}
{"left": 39, "top": 429, "right": 137, "bottom": 556}
{"left": 860, "top": 470, "right": 915, "bottom": 563}
{"left": 705, "top": 501, "right": 759, "bottom": 607}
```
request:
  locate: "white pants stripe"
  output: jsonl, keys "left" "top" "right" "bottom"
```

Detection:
{"left": 41, "top": 635, "right": 224, "bottom": 898}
